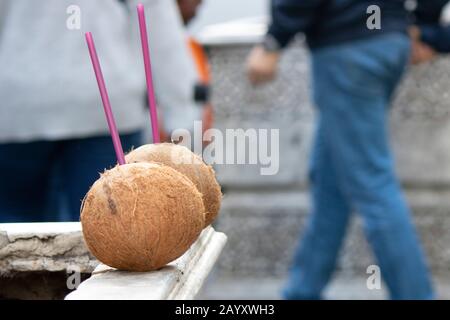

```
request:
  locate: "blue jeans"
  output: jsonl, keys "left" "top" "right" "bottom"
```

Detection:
{"left": 283, "top": 34, "right": 434, "bottom": 300}
{"left": 0, "top": 132, "right": 142, "bottom": 222}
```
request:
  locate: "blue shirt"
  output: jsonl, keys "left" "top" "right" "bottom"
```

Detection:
{"left": 268, "top": 0, "right": 450, "bottom": 52}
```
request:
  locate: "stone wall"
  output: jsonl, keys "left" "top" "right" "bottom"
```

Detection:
{"left": 207, "top": 40, "right": 450, "bottom": 278}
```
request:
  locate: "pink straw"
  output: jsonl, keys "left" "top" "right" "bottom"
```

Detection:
{"left": 85, "top": 32, "right": 126, "bottom": 165}
{"left": 137, "top": 3, "right": 161, "bottom": 144}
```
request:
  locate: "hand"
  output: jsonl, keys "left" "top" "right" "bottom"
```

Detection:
{"left": 409, "top": 26, "right": 437, "bottom": 65}
{"left": 246, "top": 46, "right": 280, "bottom": 86}
{"left": 411, "top": 41, "right": 437, "bottom": 65}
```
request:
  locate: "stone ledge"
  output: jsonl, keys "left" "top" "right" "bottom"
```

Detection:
{"left": 215, "top": 189, "right": 450, "bottom": 277}
{"left": 0, "top": 222, "right": 97, "bottom": 275}
{"left": 65, "top": 227, "right": 227, "bottom": 300}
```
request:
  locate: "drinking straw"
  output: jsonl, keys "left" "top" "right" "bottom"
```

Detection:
{"left": 137, "top": 3, "right": 161, "bottom": 144}
{"left": 85, "top": 32, "right": 126, "bottom": 165}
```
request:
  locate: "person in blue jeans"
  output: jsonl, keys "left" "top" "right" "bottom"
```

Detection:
{"left": 247, "top": 0, "right": 450, "bottom": 299}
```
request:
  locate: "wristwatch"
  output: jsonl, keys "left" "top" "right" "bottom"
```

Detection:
{"left": 262, "top": 34, "right": 281, "bottom": 53}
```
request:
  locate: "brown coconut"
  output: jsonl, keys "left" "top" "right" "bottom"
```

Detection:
{"left": 81, "top": 162, "right": 205, "bottom": 272}
{"left": 126, "top": 143, "right": 222, "bottom": 227}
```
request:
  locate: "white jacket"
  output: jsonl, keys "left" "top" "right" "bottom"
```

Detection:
{"left": 0, "top": 0, "right": 201, "bottom": 142}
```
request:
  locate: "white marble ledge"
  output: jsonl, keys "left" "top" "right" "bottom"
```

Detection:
{"left": 0, "top": 222, "right": 96, "bottom": 274}
{"left": 65, "top": 227, "right": 227, "bottom": 300}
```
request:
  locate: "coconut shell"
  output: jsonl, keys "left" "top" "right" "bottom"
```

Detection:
{"left": 126, "top": 143, "right": 222, "bottom": 227}
{"left": 81, "top": 162, "right": 205, "bottom": 272}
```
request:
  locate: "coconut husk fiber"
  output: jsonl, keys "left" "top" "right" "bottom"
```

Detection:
{"left": 126, "top": 143, "right": 222, "bottom": 227}
{"left": 81, "top": 162, "right": 205, "bottom": 272}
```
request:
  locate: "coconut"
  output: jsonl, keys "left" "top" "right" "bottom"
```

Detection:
{"left": 126, "top": 143, "right": 222, "bottom": 227}
{"left": 81, "top": 162, "right": 205, "bottom": 272}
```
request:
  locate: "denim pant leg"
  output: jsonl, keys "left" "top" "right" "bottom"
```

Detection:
{"left": 311, "top": 34, "right": 433, "bottom": 300}
{"left": 0, "top": 141, "right": 58, "bottom": 222}
{"left": 283, "top": 117, "right": 352, "bottom": 300}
